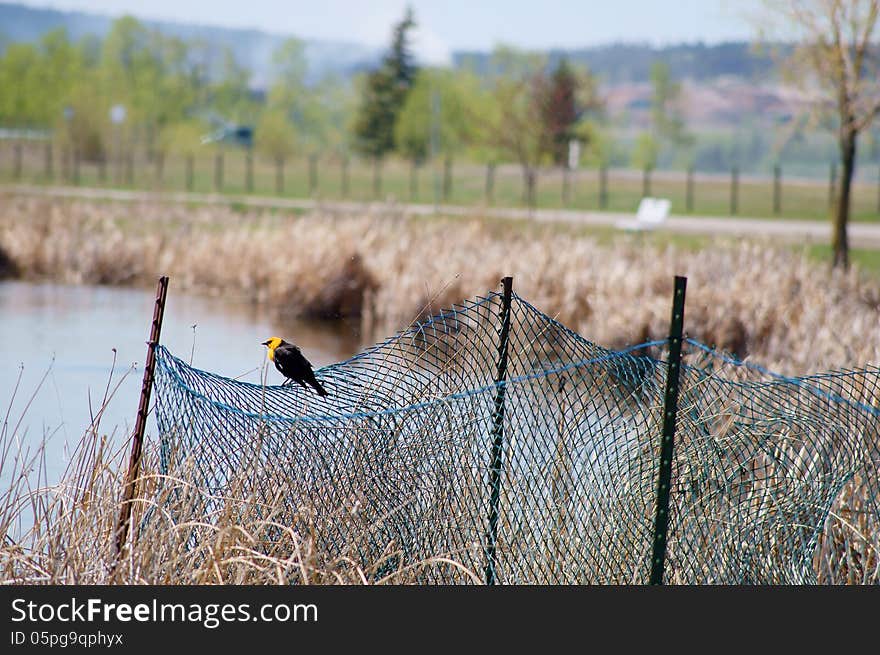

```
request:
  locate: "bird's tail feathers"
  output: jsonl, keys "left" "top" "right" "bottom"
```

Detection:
{"left": 311, "top": 379, "right": 328, "bottom": 397}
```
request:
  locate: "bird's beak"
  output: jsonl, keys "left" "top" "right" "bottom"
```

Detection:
{"left": 261, "top": 340, "right": 269, "bottom": 346}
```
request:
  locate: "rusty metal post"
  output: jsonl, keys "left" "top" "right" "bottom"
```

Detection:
{"left": 114, "top": 276, "right": 169, "bottom": 564}
{"left": 485, "top": 276, "right": 513, "bottom": 585}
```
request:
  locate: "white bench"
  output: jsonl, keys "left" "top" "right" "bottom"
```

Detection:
{"left": 615, "top": 197, "right": 671, "bottom": 231}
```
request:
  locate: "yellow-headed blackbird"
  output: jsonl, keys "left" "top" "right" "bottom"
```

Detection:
{"left": 261, "top": 337, "right": 328, "bottom": 397}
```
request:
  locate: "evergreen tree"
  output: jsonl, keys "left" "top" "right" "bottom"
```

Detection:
{"left": 540, "top": 58, "right": 579, "bottom": 165}
{"left": 353, "top": 6, "right": 417, "bottom": 158}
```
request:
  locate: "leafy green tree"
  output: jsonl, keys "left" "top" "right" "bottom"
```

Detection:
{"left": 208, "top": 49, "right": 256, "bottom": 124}
{"left": 631, "top": 133, "right": 660, "bottom": 169}
{"left": 255, "top": 108, "right": 298, "bottom": 161}
{"left": 480, "top": 45, "right": 561, "bottom": 201}
{"left": 352, "top": 6, "right": 418, "bottom": 157}
{"left": 762, "top": 0, "right": 880, "bottom": 270}
{"left": 650, "top": 61, "right": 688, "bottom": 144}
{"left": 394, "top": 68, "right": 483, "bottom": 162}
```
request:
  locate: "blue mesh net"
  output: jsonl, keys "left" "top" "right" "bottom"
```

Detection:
{"left": 151, "top": 287, "right": 880, "bottom": 584}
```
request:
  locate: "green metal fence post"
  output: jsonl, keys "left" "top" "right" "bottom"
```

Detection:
{"left": 650, "top": 275, "right": 687, "bottom": 585}
{"left": 485, "top": 276, "right": 513, "bottom": 585}
{"left": 599, "top": 165, "right": 608, "bottom": 209}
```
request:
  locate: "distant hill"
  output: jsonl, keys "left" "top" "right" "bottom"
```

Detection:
{"left": 454, "top": 42, "right": 786, "bottom": 84}
{"left": 2, "top": 2, "right": 786, "bottom": 89}
{"left": 0, "top": 2, "right": 382, "bottom": 86}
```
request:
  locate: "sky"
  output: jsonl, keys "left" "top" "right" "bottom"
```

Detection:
{"left": 14, "top": 0, "right": 765, "bottom": 64}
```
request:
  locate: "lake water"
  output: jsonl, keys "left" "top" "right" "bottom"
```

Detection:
{"left": 0, "top": 281, "right": 361, "bottom": 484}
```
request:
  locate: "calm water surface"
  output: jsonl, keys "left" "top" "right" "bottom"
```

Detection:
{"left": 0, "top": 281, "right": 361, "bottom": 484}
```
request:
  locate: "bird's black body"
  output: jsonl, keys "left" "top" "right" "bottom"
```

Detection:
{"left": 266, "top": 339, "right": 328, "bottom": 396}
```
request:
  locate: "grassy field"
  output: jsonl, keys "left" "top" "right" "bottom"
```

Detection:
{"left": 3, "top": 142, "right": 880, "bottom": 222}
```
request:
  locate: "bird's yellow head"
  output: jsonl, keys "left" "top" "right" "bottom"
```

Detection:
{"left": 261, "top": 337, "right": 283, "bottom": 361}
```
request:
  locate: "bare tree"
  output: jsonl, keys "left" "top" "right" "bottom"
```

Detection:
{"left": 763, "top": 0, "right": 880, "bottom": 269}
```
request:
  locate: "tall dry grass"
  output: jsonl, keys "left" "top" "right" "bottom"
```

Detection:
{"left": 1, "top": 192, "right": 877, "bottom": 376}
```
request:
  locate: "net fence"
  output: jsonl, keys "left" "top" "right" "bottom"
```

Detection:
{"left": 151, "top": 286, "right": 880, "bottom": 584}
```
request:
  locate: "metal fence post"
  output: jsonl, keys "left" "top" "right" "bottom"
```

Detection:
{"left": 599, "top": 165, "right": 608, "bottom": 209}
{"left": 246, "top": 150, "right": 254, "bottom": 193}
{"left": 649, "top": 275, "right": 687, "bottom": 585}
{"left": 485, "top": 276, "right": 513, "bottom": 585}
{"left": 113, "top": 276, "right": 169, "bottom": 571}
